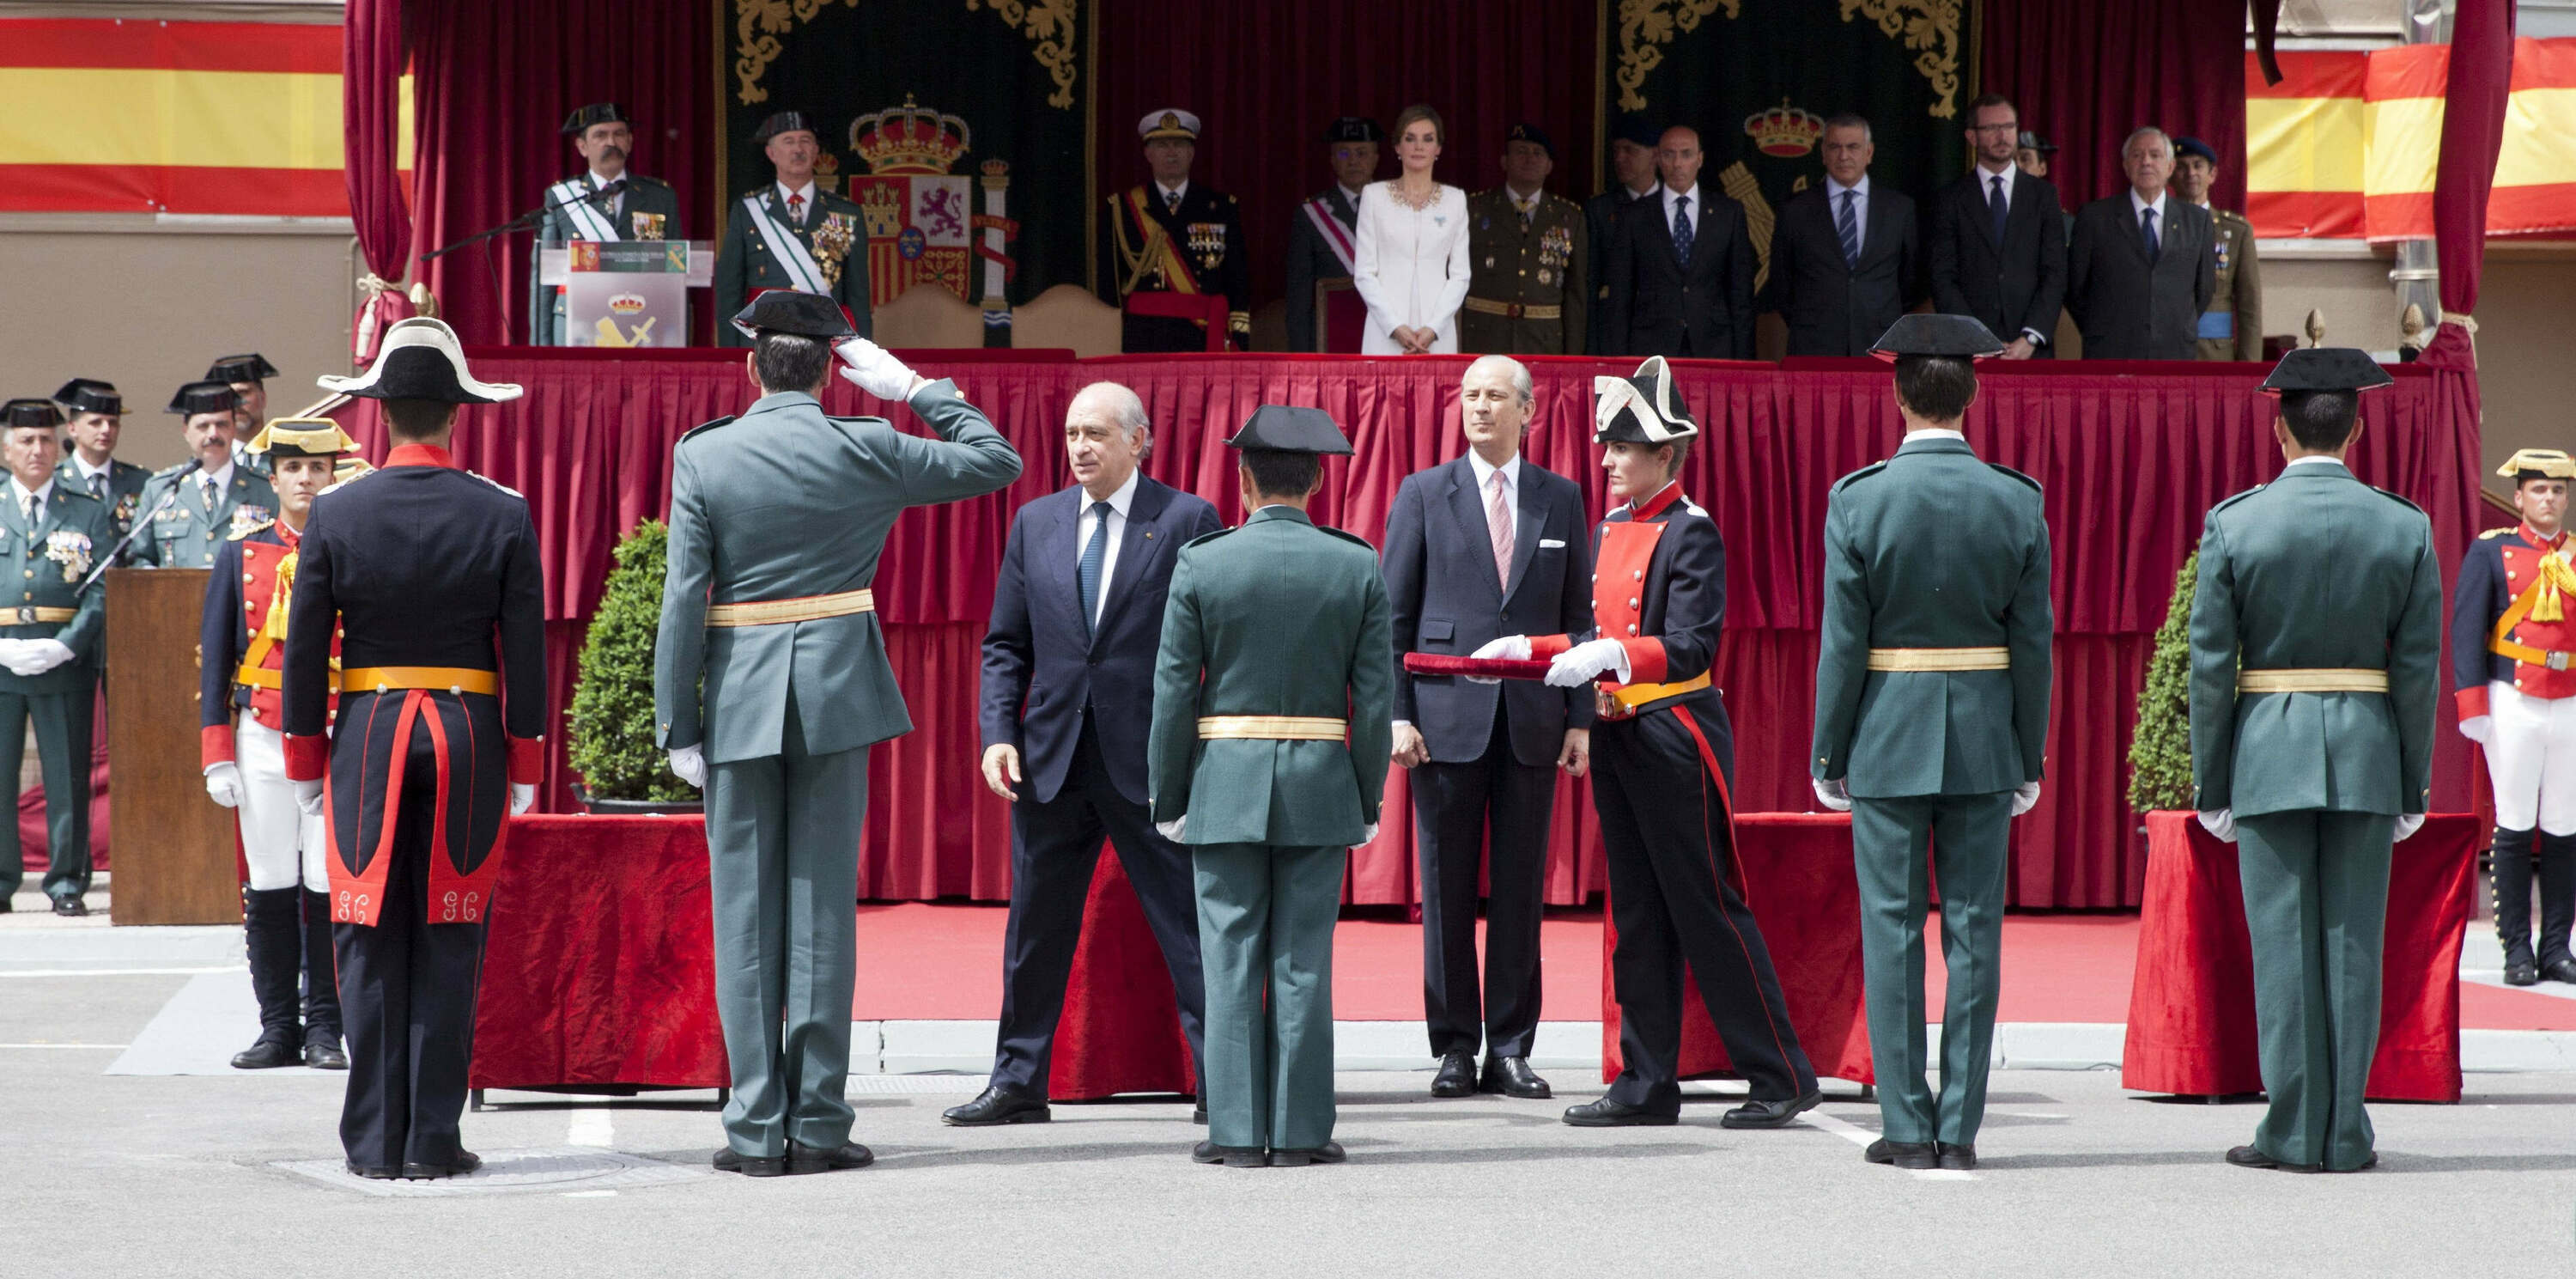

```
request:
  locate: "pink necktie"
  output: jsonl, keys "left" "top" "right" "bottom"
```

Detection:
{"left": 1488, "top": 470, "right": 1514, "bottom": 588}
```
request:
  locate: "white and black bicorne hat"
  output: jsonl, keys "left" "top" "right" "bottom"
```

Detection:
{"left": 1593, "top": 355, "right": 1698, "bottom": 444}
{"left": 319, "top": 318, "right": 522, "bottom": 405}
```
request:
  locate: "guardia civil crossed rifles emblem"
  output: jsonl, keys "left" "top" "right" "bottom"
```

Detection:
{"left": 835, "top": 95, "right": 1019, "bottom": 314}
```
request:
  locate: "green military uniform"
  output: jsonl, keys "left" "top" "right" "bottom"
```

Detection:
{"left": 2195, "top": 205, "right": 2262, "bottom": 362}
{"left": 130, "top": 460, "right": 277, "bottom": 570}
{"left": 1147, "top": 407, "right": 1394, "bottom": 1164}
{"left": 0, "top": 399, "right": 109, "bottom": 911}
{"left": 713, "top": 183, "right": 872, "bottom": 350}
{"left": 49, "top": 378, "right": 151, "bottom": 564}
{"left": 1459, "top": 186, "right": 1588, "bottom": 356}
{"left": 1811, "top": 316, "right": 2051, "bottom": 1163}
{"left": 2188, "top": 349, "right": 2439, "bottom": 1173}
{"left": 526, "top": 172, "right": 683, "bottom": 345}
{"left": 655, "top": 294, "right": 1018, "bottom": 1165}
{"left": 204, "top": 356, "right": 277, "bottom": 479}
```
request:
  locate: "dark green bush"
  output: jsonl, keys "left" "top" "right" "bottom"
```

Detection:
{"left": 2127, "top": 546, "right": 2199, "bottom": 813}
{"left": 567, "top": 520, "right": 693, "bottom": 802}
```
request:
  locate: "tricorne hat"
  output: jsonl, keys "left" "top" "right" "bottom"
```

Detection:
{"left": 2258, "top": 347, "right": 2394, "bottom": 397}
{"left": 3, "top": 399, "right": 64, "bottom": 430}
{"left": 204, "top": 354, "right": 278, "bottom": 385}
{"left": 1225, "top": 405, "right": 1352, "bottom": 454}
{"left": 167, "top": 381, "right": 239, "bottom": 417}
{"left": 562, "top": 102, "right": 629, "bottom": 136}
{"left": 730, "top": 290, "right": 857, "bottom": 342}
{"left": 1594, "top": 356, "right": 1698, "bottom": 445}
{"left": 245, "top": 417, "right": 358, "bottom": 459}
{"left": 2499, "top": 448, "right": 2576, "bottom": 483}
{"left": 1871, "top": 314, "right": 2006, "bottom": 362}
{"left": 318, "top": 318, "right": 522, "bottom": 405}
{"left": 52, "top": 378, "right": 120, "bottom": 417}
{"left": 753, "top": 111, "right": 817, "bottom": 144}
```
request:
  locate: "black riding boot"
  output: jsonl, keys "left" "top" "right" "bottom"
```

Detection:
{"left": 232, "top": 888, "right": 304, "bottom": 1068}
{"left": 2536, "top": 832, "right": 2576, "bottom": 978}
{"left": 300, "top": 887, "right": 348, "bottom": 1069}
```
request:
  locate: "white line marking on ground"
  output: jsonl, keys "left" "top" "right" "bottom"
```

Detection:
{"left": 568, "top": 1109, "right": 614, "bottom": 1148}
{"left": 0, "top": 966, "right": 243, "bottom": 978}
{"left": 1802, "top": 1108, "right": 1979, "bottom": 1181}
{"left": 0, "top": 1043, "right": 128, "bottom": 1050}
{"left": 562, "top": 1190, "right": 618, "bottom": 1198}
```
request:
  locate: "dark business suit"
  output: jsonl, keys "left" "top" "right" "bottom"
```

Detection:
{"left": 1382, "top": 455, "right": 1595, "bottom": 1061}
{"left": 1603, "top": 186, "right": 1756, "bottom": 360}
{"left": 2066, "top": 192, "right": 2217, "bottom": 360}
{"left": 1285, "top": 186, "right": 1359, "bottom": 353}
{"left": 1583, "top": 186, "right": 1656, "bottom": 354}
{"left": 979, "top": 476, "right": 1224, "bottom": 1096}
{"left": 1761, "top": 181, "right": 1920, "bottom": 356}
{"left": 1927, "top": 167, "right": 2067, "bottom": 356}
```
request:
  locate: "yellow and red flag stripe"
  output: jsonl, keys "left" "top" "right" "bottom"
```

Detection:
{"left": 0, "top": 18, "right": 406, "bottom": 218}
{"left": 2249, "top": 38, "right": 2576, "bottom": 241}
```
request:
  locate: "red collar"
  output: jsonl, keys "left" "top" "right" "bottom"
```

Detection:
{"left": 274, "top": 519, "right": 303, "bottom": 549}
{"left": 1631, "top": 480, "right": 1685, "bottom": 521}
{"left": 385, "top": 442, "right": 458, "bottom": 470}
{"left": 2522, "top": 523, "right": 2567, "bottom": 551}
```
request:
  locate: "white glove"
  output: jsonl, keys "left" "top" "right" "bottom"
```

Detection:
{"left": 21, "top": 639, "right": 74, "bottom": 675}
{"left": 1812, "top": 777, "right": 1851, "bottom": 813}
{"left": 2459, "top": 716, "right": 2494, "bottom": 746}
{"left": 2395, "top": 813, "right": 2426, "bottom": 843}
{"left": 1466, "top": 635, "right": 1532, "bottom": 685}
{"left": 1156, "top": 816, "right": 1187, "bottom": 842}
{"left": 668, "top": 744, "right": 707, "bottom": 789}
{"left": 1544, "top": 637, "right": 1630, "bottom": 688}
{"left": 1358, "top": 823, "right": 1379, "bottom": 847}
{"left": 204, "top": 763, "right": 243, "bottom": 809}
{"left": 834, "top": 337, "right": 924, "bottom": 402}
{"left": 2011, "top": 781, "right": 2042, "bottom": 817}
{"left": 510, "top": 783, "right": 536, "bottom": 815}
{"left": 293, "top": 778, "right": 326, "bottom": 817}
{"left": 0, "top": 639, "right": 29, "bottom": 673}
{"left": 2196, "top": 808, "right": 2236, "bottom": 844}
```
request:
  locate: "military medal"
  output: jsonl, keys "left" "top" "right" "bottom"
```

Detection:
{"left": 1537, "top": 268, "right": 1552, "bottom": 285}
{"left": 43, "top": 530, "right": 91, "bottom": 583}
{"left": 230, "top": 505, "right": 272, "bottom": 538}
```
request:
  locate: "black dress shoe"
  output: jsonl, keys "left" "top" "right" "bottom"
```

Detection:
{"left": 1865, "top": 1138, "right": 1938, "bottom": 1169}
{"left": 2226, "top": 1144, "right": 2322, "bottom": 1172}
{"left": 787, "top": 1139, "right": 875, "bottom": 1173}
{"left": 230, "top": 1034, "right": 301, "bottom": 1070}
{"left": 2545, "top": 959, "right": 2576, "bottom": 984}
{"left": 941, "top": 1085, "right": 1050, "bottom": 1127}
{"left": 398, "top": 1150, "right": 480, "bottom": 1179}
{"left": 51, "top": 896, "right": 86, "bottom": 917}
{"left": 1479, "top": 1056, "right": 1552, "bottom": 1099}
{"left": 0, "top": 897, "right": 13, "bottom": 912}
{"left": 2506, "top": 959, "right": 2543, "bottom": 986}
{"left": 1268, "top": 1141, "right": 1346, "bottom": 1167}
{"left": 1191, "top": 1141, "right": 1266, "bottom": 1167}
{"left": 345, "top": 1161, "right": 400, "bottom": 1180}
{"left": 1192, "top": 1101, "right": 1207, "bottom": 1124}
{"left": 302, "top": 1036, "right": 349, "bottom": 1070}
{"left": 1430, "top": 1052, "right": 1477, "bottom": 1098}
{"left": 1720, "top": 1089, "right": 1822, "bottom": 1130}
{"left": 1561, "top": 1097, "right": 1677, "bottom": 1127}
{"left": 1936, "top": 1142, "right": 1977, "bottom": 1171}
{"left": 712, "top": 1148, "right": 787, "bottom": 1178}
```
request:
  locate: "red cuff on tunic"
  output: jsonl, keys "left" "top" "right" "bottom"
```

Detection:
{"left": 1529, "top": 634, "right": 1572, "bottom": 661}
{"left": 1619, "top": 637, "right": 1668, "bottom": 685}
{"left": 283, "top": 734, "right": 328, "bottom": 781}
{"left": 2458, "top": 685, "right": 2491, "bottom": 722}
{"left": 201, "top": 723, "right": 236, "bottom": 769}
{"left": 508, "top": 734, "right": 545, "bottom": 785}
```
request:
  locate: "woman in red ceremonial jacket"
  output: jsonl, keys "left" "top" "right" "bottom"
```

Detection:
{"left": 199, "top": 419, "right": 355, "bottom": 1072}
{"left": 1474, "top": 356, "right": 1820, "bottom": 1130}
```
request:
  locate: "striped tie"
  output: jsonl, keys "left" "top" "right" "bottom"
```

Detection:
{"left": 1837, "top": 189, "right": 1861, "bottom": 267}
{"left": 1487, "top": 470, "right": 1514, "bottom": 590}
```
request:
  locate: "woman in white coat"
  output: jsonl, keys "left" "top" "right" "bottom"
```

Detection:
{"left": 1354, "top": 104, "right": 1471, "bottom": 355}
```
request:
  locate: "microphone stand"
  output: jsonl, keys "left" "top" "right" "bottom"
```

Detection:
{"left": 82, "top": 463, "right": 199, "bottom": 592}
{"left": 421, "top": 180, "right": 629, "bottom": 261}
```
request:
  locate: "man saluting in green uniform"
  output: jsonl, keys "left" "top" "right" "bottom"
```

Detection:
{"left": 655, "top": 292, "right": 1019, "bottom": 1176}
{"left": 1149, "top": 406, "right": 1394, "bottom": 1168}
{"left": 1810, "top": 314, "right": 2053, "bottom": 1172}
{"left": 2190, "top": 347, "right": 2440, "bottom": 1174}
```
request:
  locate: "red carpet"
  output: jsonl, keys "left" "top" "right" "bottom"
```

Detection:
{"left": 850, "top": 903, "right": 2576, "bottom": 1031}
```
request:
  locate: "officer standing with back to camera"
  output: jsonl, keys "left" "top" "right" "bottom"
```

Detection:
{"left": 656, "top": 293, "right": 1020, "bottom": 1177}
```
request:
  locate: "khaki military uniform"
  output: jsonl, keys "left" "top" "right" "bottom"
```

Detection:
{"left": 2195, "top": 207, "right": 2262, "bottom": 362}
{"left": 1459, "top": 187, "right": 1587, "bottom": 355}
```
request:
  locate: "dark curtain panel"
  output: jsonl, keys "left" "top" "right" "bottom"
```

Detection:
{"left": 1091, "top": 0, "right": 1602, "bottom": 308}
{"left": 1979, "top": 0, "right": 2248, "bottom": 209}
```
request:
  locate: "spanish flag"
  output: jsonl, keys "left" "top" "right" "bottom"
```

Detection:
{"left": 0, "top": 18, "right": 407, "bottom": 218}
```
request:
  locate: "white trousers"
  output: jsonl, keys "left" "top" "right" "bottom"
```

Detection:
{"left": 2484, "top": 681, "right": 2576, "bottom": 835}
{"left": 236, "top": 714, "right": 329, "bottom": 890}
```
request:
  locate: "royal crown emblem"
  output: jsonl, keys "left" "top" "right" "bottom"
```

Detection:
{"left": 841, "top": 96, "right": 1018, "bottom": 314}
{"left": 607, "top": 292, "right": 647, "bottom": 315}
{"left": 852, "top": 95, "right": 973, "bottom": 176}
{"left": 1744, "top": 99, "right": 1826, "bottom": 158}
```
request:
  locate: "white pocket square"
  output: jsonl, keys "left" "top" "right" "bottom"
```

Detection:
{"left": 1538, "top": 539, "right": 1566, "bottom": 549}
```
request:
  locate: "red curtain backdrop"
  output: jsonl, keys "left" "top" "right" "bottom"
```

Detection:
{"left": 336, "top": 350, "right": 2481, "bottom": 910}
{"left": 1091, "top": 0, "right": 1602, "bottom": 309}
{"left": 398, "top": 0, "right": 715, "bottom": 346}
{"left": 1979, "top": 0, "right": 2248, "bottom": 209}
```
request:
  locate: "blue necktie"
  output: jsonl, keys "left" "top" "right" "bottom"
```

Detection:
{"left": 1077, "top": 501, "right": 1109, "bottom": 636}
{"left": 2140, "top": 206, "right": 2160, "bottom": 263}
{"left": 1837, "top": 189, "right": 1861, "bottom": 267}
{"left": 1988, "top": 174, "right": 2008, "bottom": 245}
{"left": 1671, "top": 195, "right": 1693, "bottom": 268}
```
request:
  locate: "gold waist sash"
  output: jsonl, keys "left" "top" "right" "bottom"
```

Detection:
{"left": 706, "top": 588, "right": 875, "bottom": 628}
{"left": 1462, "top": 296, "right": 1562, "bottom": 320}
{"left": 1868, "top": 646, "right": 2011, "bottom": 672}
{"left": 2236, "top": 668, "right": 2389, "bottom": 693}
{"left": 1197, "top": 716, "right": 1348, "bottom": 740}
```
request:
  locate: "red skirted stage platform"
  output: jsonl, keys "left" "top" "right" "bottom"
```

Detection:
{"left": 2122, "top": 810, "right": 2477, "bottom": 1102}
{"left": 340, "top": 349, "right": 2482, "bottom": 911}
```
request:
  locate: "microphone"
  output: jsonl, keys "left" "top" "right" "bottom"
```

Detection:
{"left": 82, "top": 456, "right": 207, "bottom": 588}
{"left": 583, "top": 178, "right": 629, "bottom": 204}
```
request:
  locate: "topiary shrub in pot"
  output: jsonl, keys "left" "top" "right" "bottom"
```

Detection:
{"left": 2127, "top": 546, "right": 2200, "bottom": 815}
{"left": 568, "top": 519, "right": 702, "bottom": 813}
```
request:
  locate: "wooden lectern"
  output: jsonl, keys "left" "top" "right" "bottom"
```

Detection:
{"left": 105, "top": 568, "right": 239, "bottom": 925}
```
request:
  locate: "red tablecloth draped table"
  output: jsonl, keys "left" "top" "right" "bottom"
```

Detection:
{"left": 1601, "top": 813, "right": 1874, "bottom": 1086}
{"left": 331, "top": 350, "right": 2483, "bottom": 909}
{"left": 468, "top": 813, "right": 1192, "bottom": 1098}
{"left": 2120, "top": 810, "right": 2476, "bottom": 1103}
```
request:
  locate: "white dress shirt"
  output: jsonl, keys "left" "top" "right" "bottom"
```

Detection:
{"left": 776, "top": 180, "right": 817, "bottom": 222}
{"left": 1905, "top": 428, "right": 1968, "bottom": 445}
{"left": 68, "top": 454, "right": 113, "bottom": 495}
{"left": 1072, "top": 468, "right": 1141, "bottom": 628}
{"left": 1971, "top": 163, "right": 2049, "bottom": 348}
{"left": 2129, "top": 188, "right": 2170, "bottom": 234}
{"left": 591, "top": 168, "right": 623, "bottom": 217}
{"left": 1824, "top": 174, "right": 1870, "bottom": 258}
{"left": 1660, "top": 182, "right": 1700, "bottom": 234}
{"left": 2282, "top": 454, "right": 2346, "bottom": 471}
{"left": 9, "top": 477, "right": 52, "bottom": 522}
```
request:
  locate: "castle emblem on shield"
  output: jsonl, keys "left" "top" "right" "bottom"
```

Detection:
{"left": 847, "top": 95, "right": 1018, "bottom": 313}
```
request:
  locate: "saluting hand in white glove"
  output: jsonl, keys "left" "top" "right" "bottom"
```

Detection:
{"left": 834, "top": 337, "right": 925, "bottom": 402}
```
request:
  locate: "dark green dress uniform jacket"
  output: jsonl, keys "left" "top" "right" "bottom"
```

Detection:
{"left": 129, "top": 464, "right": 278, "bottom": 570}
{"left": 713, "top": 185, "right": 873, "bottom": 348}
{"left": 0, "top": 486, "right": 107, "bottom": 696}
{"left": 526, "top": 172, "right": 685, "bottom": 345}
{"left": 1459, "top": 187, "right": 1587, "bottom": 356}
{"left": 54, "top": 458, "right": 151, "bottom": 564}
